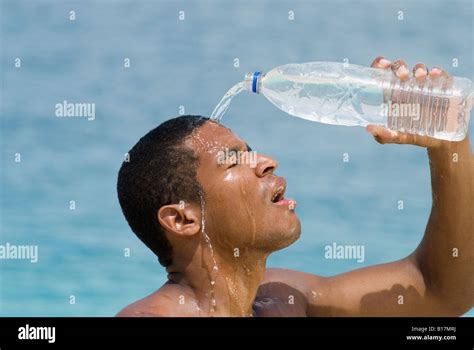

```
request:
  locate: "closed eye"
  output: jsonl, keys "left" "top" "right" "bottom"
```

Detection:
{"left": 220, "top": 143, "right": 253, "bottom": 169}
{"left": 227, "top": 156, "right": 238, "bottom": 168}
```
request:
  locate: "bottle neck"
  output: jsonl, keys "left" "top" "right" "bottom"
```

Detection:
{"left": 244, "top": 72, "right": 263, "bottom": 94}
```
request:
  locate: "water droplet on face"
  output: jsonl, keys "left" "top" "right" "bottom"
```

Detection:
{"left": 223, "top": 172, "right": 234, "bottom": 182}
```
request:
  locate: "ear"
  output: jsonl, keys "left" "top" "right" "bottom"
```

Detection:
{"left": 157, "top": 203, "right": 200, "bottom": 237}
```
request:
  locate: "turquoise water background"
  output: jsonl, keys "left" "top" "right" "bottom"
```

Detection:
{"left": 1, "top": 0, "right": 473, "bottom": 316}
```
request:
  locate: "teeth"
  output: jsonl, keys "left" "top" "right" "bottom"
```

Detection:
{"left": 272, "top": 186, "right": 284, "bottom": 202}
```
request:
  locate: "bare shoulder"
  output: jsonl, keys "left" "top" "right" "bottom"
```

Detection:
{"left": 115, "top": 283, "right": 196, "bottom": 317}
{"left": 115, "top": 290, "right": 175, "bottom": 317}
{"left": 261, "top": 267, "right": 324, "bottom": 289}
{"left": 254, "top": 268, "right": 325, "bottom": 317}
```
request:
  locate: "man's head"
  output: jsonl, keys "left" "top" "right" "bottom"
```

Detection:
{"left": 117, "top": 115, "right": 300, "bottom": 268}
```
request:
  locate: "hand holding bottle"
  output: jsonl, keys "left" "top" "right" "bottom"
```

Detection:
{"left": 367, "top": 57, "right": 459, "bottom": 149}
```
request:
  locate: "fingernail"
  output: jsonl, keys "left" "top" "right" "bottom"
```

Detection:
{"left": 397, "top": 66, "right": 409, "bottom": 76}
{"left": 415, "top": 67, "right": 426, "bottom": 78}
{"left": 379, "top": 58, "right": 391, "bottom": 67}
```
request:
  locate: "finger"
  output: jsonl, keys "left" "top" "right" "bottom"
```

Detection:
{"left": 429, "top": 65, "right": 453, "bottom": 89}
{"left": 366, "top": 125, "right": 398, "bottom": 144}
{"left": 371, "top": 56, "right": 392, "bottom": 69}
{"left": 412, "top": 62, "right": 428, "bottom": 82}
{"left": 367, "top": 125, "right": 417, "bottom": 145}
{"left": 366, "top": 125, "right": 442, "bottom": 148}
{"left": 391, "top": 59, "right": 409, "bottom": 81}
{"left": 428, "top": 65, "right": 445, "bottom": 79}
{"left": 367, "top": 125, "right": 413, "bottom": 145}
{"left": 395, "top": 132, "right": 415, "bottom": 145}
{"left": 397, "top": 132, "right": 442, "bottom": 148}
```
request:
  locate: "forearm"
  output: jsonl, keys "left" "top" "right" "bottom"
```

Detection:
{"left": 413, "top": 135, "right": 474, "bottom": 311}
{"left": 288, "top": 135, "right": 473, "bottom": 317}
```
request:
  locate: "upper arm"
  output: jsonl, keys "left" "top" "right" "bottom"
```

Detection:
{"left": 261, "top": 256, "right": 460, "bottom": 317}
{"left": 310, "top": 256, "right": 444, "bottom": 316}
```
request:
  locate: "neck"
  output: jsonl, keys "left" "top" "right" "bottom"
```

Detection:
{"left": 167, "top": 249, "right": 267, "bottom": 317}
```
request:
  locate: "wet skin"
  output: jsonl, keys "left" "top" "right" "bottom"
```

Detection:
{"left": 117, "top": 58, "right": 473, "bottom": 317}
{"left": 117, "top": 121, "right": 301, "bottom": 317}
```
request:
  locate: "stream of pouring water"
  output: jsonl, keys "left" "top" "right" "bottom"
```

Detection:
{"left": 210, "top": 82, "right": 246, "bottom": 122}
{"left": 199, "top": 194, "right": 219, "bottom": 313}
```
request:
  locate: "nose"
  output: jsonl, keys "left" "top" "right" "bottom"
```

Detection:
{"left": 255, "top": 154, "right": 278, "bottom": 177}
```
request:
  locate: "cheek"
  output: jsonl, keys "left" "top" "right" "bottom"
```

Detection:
{"left": 208, "top": 177, "right": 264, "bottom": 242}
{"left": 236, "top": 176, "right": 268, "bottom": 217}
{"left": 223, "top": 172, "right": 234, "bottom": 182}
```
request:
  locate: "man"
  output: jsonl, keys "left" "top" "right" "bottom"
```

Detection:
{"left": 116, "top": 57, "right": 473, "bottom": 317}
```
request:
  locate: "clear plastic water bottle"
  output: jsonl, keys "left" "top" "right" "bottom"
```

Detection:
{"left": 244, "top": 62, "right": 473, "bottom": 141}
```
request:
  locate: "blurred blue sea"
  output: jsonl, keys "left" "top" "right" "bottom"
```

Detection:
{"left": 0, "top": 0, "right": 472, "bottom": 316}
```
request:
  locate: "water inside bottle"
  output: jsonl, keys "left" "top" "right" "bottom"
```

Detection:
{"left": 382, "top": 78, "right": 472, "bottom": 140}
{"left": 210, "top": 82, "right": 245, "bottom": 122}
{"left": 261, "top": 67, "right": 472, "bottom": 141}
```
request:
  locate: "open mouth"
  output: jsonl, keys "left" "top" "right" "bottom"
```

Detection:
{"left": 270, "top": 177, "right": 287, "bottom": 204}
{"left": 271, "top": 185, "right": 285, "bottom": 203}
{"left": 270, "top": 177, "right": 296, "bottom": 210}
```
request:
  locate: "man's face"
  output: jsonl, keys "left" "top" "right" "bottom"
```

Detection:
{"left": 188, "top": 121, "right": 301, "bottom": 256}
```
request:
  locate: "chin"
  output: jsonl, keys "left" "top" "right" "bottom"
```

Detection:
{"left": 285, "top": 219, "right": 302, "bottom": 246}
{"left": 269, "top": 217, "right": 302, "bottom": 252}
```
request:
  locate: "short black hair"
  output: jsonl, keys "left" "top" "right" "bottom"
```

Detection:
{"left": 117, "top": 115, "right": 209, "bottom": 267}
